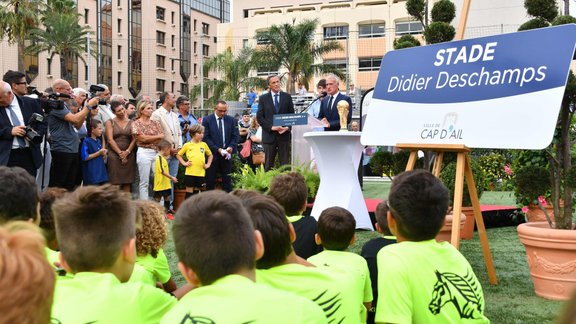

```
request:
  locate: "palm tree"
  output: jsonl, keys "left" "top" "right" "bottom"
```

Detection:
{"left": 0, "top": 0, "right": 44, "bottom": 73}
{"left": 253, "top": 18, "right": 343, "bottom": 94}
{"left": 190, "top": 47, "right": 267, "bottom": 108}
{"left": 25, "top": 12, "right": 95, "bottom": 86}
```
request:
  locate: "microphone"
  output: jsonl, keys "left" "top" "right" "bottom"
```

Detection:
{"left": 319, "top": 91, "right": 327, "bottom": 98}
{"left": 302, "top": 92, "right": 327, "bottom": 114}
{"left": 53, "top": 92, "right": 72, "bottom": 99}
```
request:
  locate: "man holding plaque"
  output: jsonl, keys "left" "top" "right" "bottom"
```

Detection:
{"left": 257, "top": 75, "right": 294, "bottom": 171}
{"left": 318, "top": 74, "right": 352, "bottom": 131}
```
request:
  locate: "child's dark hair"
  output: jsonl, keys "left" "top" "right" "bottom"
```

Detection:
{"left": 90, "top": 119, "right": 101, "bottom": 129}
{"left": 317, "top": 207, "right": 356, "bottom": 251}
{"left": 239, "top": 193, "right": 292, "bottom": 269}
{"left": 375, "top": 200, "right": 392, "bottom": 236}
{"left": 268, "top": 172, "right": 307, "bottom": 216}
{"left": 173, "top": 191, "right": 256, "bottom": 285}
{"left": 0, "top": 166, "right": 39, "bottom": 223}
{"left": 157, "top": 139, "right": 171, "bottom": 151}
{"left": 53, "top": 185, "right": 135, "bottom": 273}
{"left": 388, "top": 170, "right": 449, "bottom": 241}
{"left": 188, "top": 124, "right": 204, "bottom": 137}
{"left": 39, "top": 188, "right": 67, "bottom": 246}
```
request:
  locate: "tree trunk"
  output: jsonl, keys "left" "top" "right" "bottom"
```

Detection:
{"left": 558, "top": 101, "right": 573, "bottom": 229}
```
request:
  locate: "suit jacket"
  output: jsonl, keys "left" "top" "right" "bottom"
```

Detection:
{"left": 202, "top": 113, "right": 240, "bottom": 154}
{"left": 151, "top": 107, "right": 183, "bottom": 149}
{"left": 318, "top": 92, "right": 353, "bottom": 131}
{"left": 256, "top": 91, "right": 295, "bottom": 144}
{"left": 0, "top": 96, "right": 46, "bottom": 168}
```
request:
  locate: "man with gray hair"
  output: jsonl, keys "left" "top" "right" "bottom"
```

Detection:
{"left": 0, "top": 78, "right": 46, "bottom": 177}
{"left": 318, "top": 74, "right": 352, "bottom": 131}
{"left": 94, "top": 84, "right": 113, "bottom": 125}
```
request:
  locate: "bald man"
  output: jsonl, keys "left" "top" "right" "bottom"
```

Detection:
{"left": 0, "top": 81, "right": 46, "bottom": 176}
{"left": 47, "top": 79, "right": 98, "bottom": 190}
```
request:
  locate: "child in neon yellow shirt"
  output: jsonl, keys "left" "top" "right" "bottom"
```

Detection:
{"left": 177, "top": 124, "right": 212, "bottom": 199}
{"left": 154, "top": 140, "right": 178, "bottom": 213}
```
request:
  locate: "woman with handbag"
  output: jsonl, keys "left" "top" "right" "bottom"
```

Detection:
{"left": 248, "top": 117, "right": 265, "bottom": 168}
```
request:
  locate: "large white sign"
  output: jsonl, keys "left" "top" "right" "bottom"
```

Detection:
{"left": 361, "top": 24, "right": 576, "bottom": 149}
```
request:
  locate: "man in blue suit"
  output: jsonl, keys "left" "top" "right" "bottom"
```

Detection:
{"left": 0, "top": 75, "right": 46, "bottom": 177}
{"left": 318, "top": 74, "right": 352, "bottom": 131}
{"left": 202, "top": 100, "right": 240, "bottom": 192}
{"left": 257, "top": 75, "right": 294, "bottom": 171}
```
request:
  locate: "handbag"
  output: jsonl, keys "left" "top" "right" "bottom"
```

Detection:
{"left": 240, "top": 139, "right": 252, "bottom": 158}
{"left": 252, "top": 151, "right": 265, "bottom": 165}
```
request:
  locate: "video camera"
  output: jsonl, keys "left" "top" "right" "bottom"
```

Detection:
{"left": 24, "top": 113, "right": 44, "bottom": 144}
{"left": 31, "top": 88, "right": 69, "bottom": 114}
{"left": 87, "top": 84, "right": 107, "bottom": 106}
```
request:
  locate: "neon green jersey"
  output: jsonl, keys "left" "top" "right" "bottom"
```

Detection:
{"left": 257, "top": 263, "right": 361, "bottom": 323}
{"left": 45, "top": 247, "right": 60, "bottom": 270}
{"left": 308, "top": 250, "right": 373, "bottom": 322}
{"left": 161, "top": 274, "right": 327, "bottom": 324}
{"left": 51, "top": 272, "right": 176, "bottom": 323}
{"left": 178, "top": 141, "right": 212, "bottom": 176}
{"left": 375, "top": 240, "right": 489, "bottom": 323}
{"left": 128, "top": 263, "right": 153, "bottom": 285}
{"left": 132, "top": 249, "right": 172, "bottom": 285}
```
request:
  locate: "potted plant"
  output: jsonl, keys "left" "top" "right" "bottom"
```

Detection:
{"left": 513, "top": 164, "right": 553, "bottom": 224}
{"left": 515, "top": 0, "right": 576, "bottom": 301}
{"left": 439, "top": 159, "right": 486, "bottom": 240}
{"left": 173, "top": 163, "right": 187, "bottom": 211}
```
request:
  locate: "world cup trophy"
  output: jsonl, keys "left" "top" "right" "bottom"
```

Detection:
{"left": 337, "top": 100, "right": 349, "bottom": 132}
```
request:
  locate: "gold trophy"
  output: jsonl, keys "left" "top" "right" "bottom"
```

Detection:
{"left": 336, "top": 100, "right": 349, "bottom": 132}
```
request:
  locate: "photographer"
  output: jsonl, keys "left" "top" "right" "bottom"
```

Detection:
{"left": 177, "top": 95, "right": 197, "bottom": 144}
{"left": 93, "top": 84, "right": 113, "bottom": 126}
{"left": 47, "top": 79, "right": 98, "bottom": 190}
{"left": 0, "top": 73, "right": 46, "bottom": 177}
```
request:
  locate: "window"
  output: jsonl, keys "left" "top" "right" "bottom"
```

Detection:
{"left": 193, "top": 41, "right": 197, "bottom": 53}
{"left": 324, "top": 59, "right": 347, "bottom": 72}
{"left": 117, "top": 0, "right": 121, "bottom": 6}
{"left": 171, "top": 35, "right": 175, "bottom": 47}
{"left": 171, "top": 11, "right": 175, "bottom": 24}
{"left": 84, "top": 9, "right": 89, "bottom": 24}
{"left": 256, "top": 35, "right": 270, "bottom": 45}
{"left": 323, "top": 26, "right": 348, "bottom": 40}
{"left": 243, "top": 9, "right": 249, "bottom": 18}
{"left": 358, "top": 57, "right": 382, "bottom": 71}
{"left": 156, "top": 6, "right": 165, "bottom": 21}
{"left": 395, "top": 21, "right": 423, "bottom": 35}
{"left": 202, "top": 23, "right": 209, "bottom": 35}
{"left": 117, "top": 71, "right": 121, "bottom": 86}
{"left": 193, "top": 63, "right": 197, "bottom": 76}
{"left": 117, "top": 19, "right": 122, "bottom": 33}
{"left": 202, "top": 44, "right": 209, "bottom": 56}
{"left": 171, "top": 81, "right": 175, "bottom": 93}
{"left": 117, "top": 45, "right": 122, "bottom": 60}
{"left": 193, "top": 19, "right": 197, "bottom": 32}
{"left": 156, "top": 55, "right": 165, "bottom": 69}
{"left": 256, "top": 66, "right": 278, "bottom": 77}
{"left": 243, "top": 39, "right": 248, "bottom": 48}
{"left": 156, "top": 31, "right": 166, "bottom": 45}
{"left": 359, "top": 23, "right": 385, "bottom": 38}
{"left": 213, "top": 37, "right": 217, "bottom": 43}
{"left": 171, "top": 59, "right": 175, "bottom": 71}
{"left": 85, "top": 64, "right": 89, "bottom": 82}
{"left": 156, "top": 79, "right": 165, "bottom": 92}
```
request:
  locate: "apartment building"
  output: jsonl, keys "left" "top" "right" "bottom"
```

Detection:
{"left": 0, "top": 0, "right": 230, "bottom": 100}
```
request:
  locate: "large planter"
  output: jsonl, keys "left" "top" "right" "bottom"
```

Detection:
{"left": 517, "top": 222, "right": 576, "bottom": 300}
{"left": 525, "top": 204, "right": 555, "bottom": 223}
{"left": 436, "top": 213, "right": 466, "bottom": 243}
{"left": 461, "top": 207, "right": 476, "bottom": 240}
{"left": 173, "top": 189, "right": 187, "bottom": 211}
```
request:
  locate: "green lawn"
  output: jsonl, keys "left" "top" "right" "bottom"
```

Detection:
{"left": 164, "top": 180, "right": 567, "bottom": 323}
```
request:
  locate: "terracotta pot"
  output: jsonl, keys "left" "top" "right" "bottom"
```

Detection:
{"left": 461, "top": 207, "right": 476, "bottom": 240}
{"left": 173, "top": 189, "right": 187, "bottom": 211}
{"left": 525, "top": 204, "right": 555, "bottom": 223}
{"left": 436, "top": 213, "right": 466, "bottom": 243}
{"left": 517, "top": 222, "right": 576, "bottom": 300}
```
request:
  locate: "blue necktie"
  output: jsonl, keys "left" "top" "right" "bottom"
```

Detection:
{"left": 218, "top": 117, "right": 225, "bottom": 147}
{"left": 327, "top": 96, "right": 334, "bottom": 114}
{"left": 7, "top": 105, "right": 26, "bottom": 148}
{"left": 274, "top": 93, "right": 280, "bottom": 113}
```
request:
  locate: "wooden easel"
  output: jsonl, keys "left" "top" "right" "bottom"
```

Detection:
{"left": 397, "top": 143, "right": 498, "bottom": 285}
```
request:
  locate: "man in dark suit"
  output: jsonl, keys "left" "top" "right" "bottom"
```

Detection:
{"left": 257, "top": 75, "right": 295, "bottom": 171}
{"left": 318, "top": 74, "right": 353, "bottom": 131}
{"left": 202, "top": 100, "right": 240, "bottom": 192}
{"left": 0, "top": 77, "right": 46, "bottom": 177}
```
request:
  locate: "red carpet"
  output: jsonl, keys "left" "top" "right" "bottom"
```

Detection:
{"left": 363, "top": 198, "right": 515, "bottom": 213}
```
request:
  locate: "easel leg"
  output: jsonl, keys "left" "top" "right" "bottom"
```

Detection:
{"left": 451, "top": 153, "right": 465, "bottom": 248}
{"left": 405, "top": 151, "right": 417, "bottom": 171}
{"left": 465, "top": 155, "right": 498, "bottom": 285}
{"left": 432, "top": 152, "right": 444, "bottom": 177}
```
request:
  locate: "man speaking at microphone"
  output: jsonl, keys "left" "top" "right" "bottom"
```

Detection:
{"left": 318, "top": 74, "right": 352, "bottom": 131}
{"left": 47, "top": 79, "right": 96, "bottom": 190}
{"left": 307, "top": 79, "right": 327, "bottom": 119}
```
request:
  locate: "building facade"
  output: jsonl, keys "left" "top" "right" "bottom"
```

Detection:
{"left": 0, "top": 0, "right": 230, "bottom": 101}
{"left": 218, "top": 0, "right": 572, "bottom": 93}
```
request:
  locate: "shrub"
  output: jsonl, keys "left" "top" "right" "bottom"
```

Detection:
{"left": 440, "top": 160, "right": 485, "bottom": 207}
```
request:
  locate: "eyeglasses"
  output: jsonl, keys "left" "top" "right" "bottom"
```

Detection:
{"left": 15, "top": 82, "right": 27, "bottom": 85}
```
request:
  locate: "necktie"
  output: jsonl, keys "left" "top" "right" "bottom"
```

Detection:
{"left": 274, "top": 93, "right": 280, "bottom": 113}
{"left": 218, "top": 117, "right": 225, "bottom": 147}
{"left": 327, "top": 96, "right": 334, "bottom": 114}
{"left": 7, "top": 105, "right": 26, "bottom": 148}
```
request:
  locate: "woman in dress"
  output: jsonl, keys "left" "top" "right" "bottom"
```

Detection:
{"left": 248, "top": 116, "right": 264, "bottom": 169}
{"left": 132, "top": 101, "right": 164, "bottom": 200}
{"left": 105, "top": 101, "right": 137, "bottom": 192}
